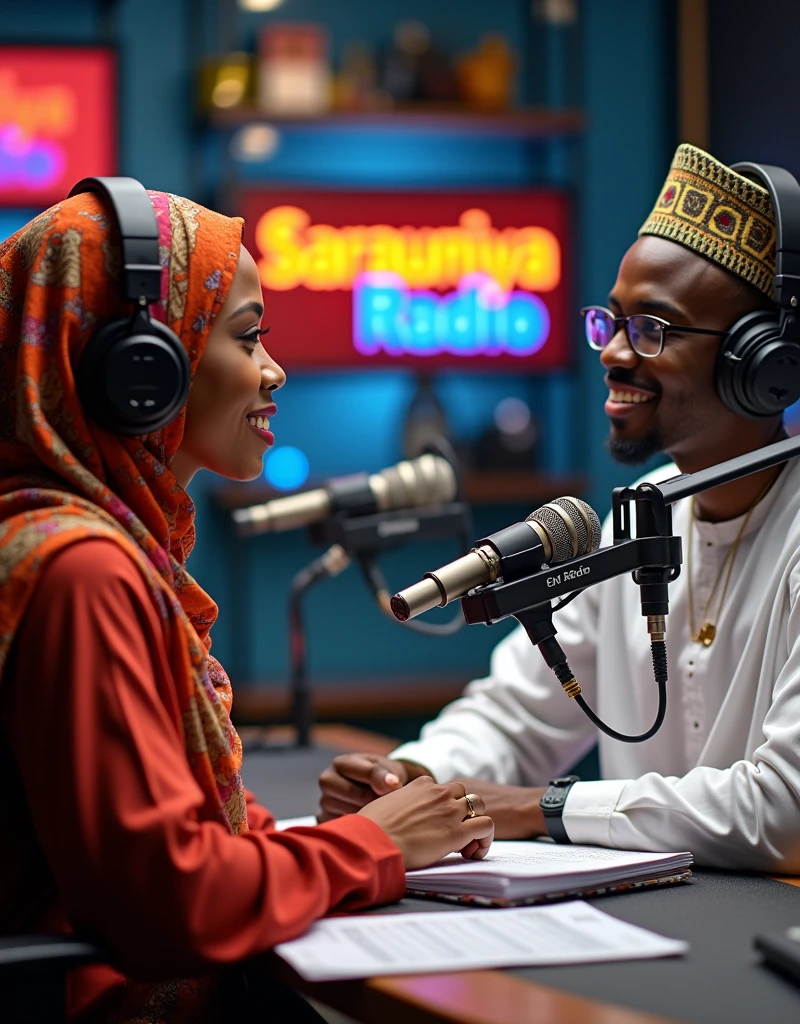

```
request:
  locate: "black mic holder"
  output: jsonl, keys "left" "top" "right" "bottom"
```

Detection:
{"left": 310, "top": 501, "right": 473, "bottom": 637}
{"left": 459, "top": 432, "right": 800, "bottom": 743}
{"left": 278, "top": 502, "right": 473, "bottom": 749}
{"left": 308, "top": 500, "right": 472, "bottom": 554}
{"left": 461, "top": 482, "right": 681, "bottom": 625}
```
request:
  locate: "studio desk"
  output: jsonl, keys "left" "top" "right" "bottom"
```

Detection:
{"left": 242, "top": 726, "right": 800, "bottom": 1024}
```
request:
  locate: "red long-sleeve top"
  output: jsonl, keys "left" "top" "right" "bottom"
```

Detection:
{"left": 0, "top": 539, "right": 405, "bottom": 1021}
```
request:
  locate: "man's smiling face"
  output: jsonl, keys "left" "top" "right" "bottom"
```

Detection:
{"left": 599, "top": 235, "right": 777, "bottom": 469}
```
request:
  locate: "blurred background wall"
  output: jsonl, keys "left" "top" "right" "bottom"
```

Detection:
{"left": 2, "top": 0, "right": 790, "bottom": 736}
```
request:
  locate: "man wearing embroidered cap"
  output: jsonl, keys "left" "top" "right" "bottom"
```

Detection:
{"left": 591, "top": 143, "right": 788, "bottom": 470}
{"left": 318, "top": 144, "right": 800, "bottom": 873}
{"left": 643, "top": 144, "right": 776, "bottom": 293}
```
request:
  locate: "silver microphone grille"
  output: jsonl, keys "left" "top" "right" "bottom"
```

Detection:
{"left": 526, "top": 496, "right": 601, "bottom": 564}
{"left": 372, "top": 454, "right": 457, "bottom": 512}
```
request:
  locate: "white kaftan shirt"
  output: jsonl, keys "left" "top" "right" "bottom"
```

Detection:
{"left": 392, "top": 458, "right": 800, "bottom": 871}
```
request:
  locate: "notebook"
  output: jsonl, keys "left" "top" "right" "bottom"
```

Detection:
{"left": 405, "top": 840, "right": 693, "bottom": 908}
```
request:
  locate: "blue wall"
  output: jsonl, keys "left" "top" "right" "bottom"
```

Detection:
{"left": 579, "top": 0, "right": 671, "bottom": 514}
{"left": 0, "top": 0, "right": 672, "bottom": 695}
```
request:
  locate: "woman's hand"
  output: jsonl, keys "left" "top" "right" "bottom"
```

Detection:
{"left": 450, "top": 777, "right": 548, "bottom": 839}
{"left": 358, "top": 776, "right": 494, "bottom": 870}
{"left": 318, "top": 752, "right": 429, "bottom": 821}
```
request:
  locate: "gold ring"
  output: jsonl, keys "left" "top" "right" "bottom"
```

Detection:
{"left": 463, "top": 793, "right": 477, "bottom": 819}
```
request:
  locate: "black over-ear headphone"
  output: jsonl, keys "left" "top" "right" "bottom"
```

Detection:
{"left": 69, "top": 176, "right": 190, "bottom": 435}
{"left": 715, "top": 162, "right": 800, "bottom": 419}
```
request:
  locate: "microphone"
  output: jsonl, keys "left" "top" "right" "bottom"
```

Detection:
{"left": 232, "top": 453, "right": 457, "bottom": 536}
{"left": 390, "top": 496, "right": 601, "bottom": 621}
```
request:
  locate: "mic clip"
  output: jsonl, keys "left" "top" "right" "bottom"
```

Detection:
{"left": 307, "top": 501, "right": 472, "bottom": 555}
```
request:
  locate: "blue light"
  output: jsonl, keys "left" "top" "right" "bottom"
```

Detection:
{"left": 785, "top": 398, "right": 800, "bottom": 436}
{"left": 263, "top": 446, "right": 310, "bottom": 491}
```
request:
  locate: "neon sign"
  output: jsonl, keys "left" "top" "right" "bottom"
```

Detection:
{"left": 355, "top": 272, "right": 550, "bottom": 357}
{"left": 255, "top": 206, "right": 560, "bottom": 293}
{"left": 0, "top": 47, "right": 115, "bottom": 205}
{"left": 241, "top": 190, "right": 571, "bottom": 370}
{"left": 0, "top": 124, "right": 65, "bottom": 191}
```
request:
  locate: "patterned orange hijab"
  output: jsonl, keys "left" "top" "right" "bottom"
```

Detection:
{"left": 0, "top": 189, "right": 249, "bottom": 836}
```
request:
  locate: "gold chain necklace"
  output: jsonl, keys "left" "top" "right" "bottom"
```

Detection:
{"left": 686, "top": 478, "right": 773, "bottom": 647}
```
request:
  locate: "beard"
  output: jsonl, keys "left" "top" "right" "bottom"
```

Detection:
{"left": 605, "top": 424, "right": 664, "bottom": 465}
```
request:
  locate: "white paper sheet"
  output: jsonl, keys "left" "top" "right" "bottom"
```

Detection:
{"left": 275, "top": 900, "right": 688, "bottom": 981}
{"left": 275, "top": 815, "right": 317, "bottom": 830}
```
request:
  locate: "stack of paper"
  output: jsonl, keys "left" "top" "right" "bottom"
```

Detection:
{"left": 275, "top": 900, "right": 689, "bottom": 981}
{"left": 406, "top": 840, "right": 693, "bottom": 902}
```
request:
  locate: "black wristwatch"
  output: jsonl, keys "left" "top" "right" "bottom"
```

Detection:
{"left": 539, "top": 775, "right": 580, "bottom": 844}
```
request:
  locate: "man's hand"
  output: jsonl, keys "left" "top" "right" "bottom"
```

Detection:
{"left": 317, "top": 753, "right": 430, "bottom": 822}
{"left": 450, "top": 778, "right": 548, "bottom": 839}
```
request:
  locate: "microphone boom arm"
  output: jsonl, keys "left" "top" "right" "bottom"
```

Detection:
{"left": 656, "top": 432, "right": 800, "bottom": 505}
{"left": 463, "top": 432, "right": 800, "bottom": 628}
{"left": 460, "top": 535, "right": 681, "bottom": 625}
{"left": 457, "top": 432, "right": 800, "bottom": 743}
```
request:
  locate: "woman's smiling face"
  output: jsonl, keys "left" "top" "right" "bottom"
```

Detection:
{"left": 171, "top": 245, "right": 286, "bottom": 486}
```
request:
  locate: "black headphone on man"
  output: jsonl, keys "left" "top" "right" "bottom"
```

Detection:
{"left": 69, "top": 176, "right": 191, "bottom": 435}
{"left": 715, "top": 162, "right": 800, "bottom": 420}
{"left": 67, "top": 167, "right": 800, "bottom": 431}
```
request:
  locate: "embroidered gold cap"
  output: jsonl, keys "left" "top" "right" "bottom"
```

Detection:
{"left": 639, "top": 143, "right": 776, "bottom": 296}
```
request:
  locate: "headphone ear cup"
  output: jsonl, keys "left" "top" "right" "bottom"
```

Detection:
{"left": 715, "top": 309, "right": 800, "bottom": 419}
{"left": 78, "top": 317, "right": 190, "bottom": 435}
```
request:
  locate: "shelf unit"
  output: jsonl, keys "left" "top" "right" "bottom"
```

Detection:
{"left": 461, "top": 469, "right": 586, "bottom": 504}
{"left": 206, "top": 104, "right": 585, "bottom": 137}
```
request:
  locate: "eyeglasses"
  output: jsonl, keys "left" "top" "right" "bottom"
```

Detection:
{"left": 580, "top": 306, "right": 728, "bottom": 358}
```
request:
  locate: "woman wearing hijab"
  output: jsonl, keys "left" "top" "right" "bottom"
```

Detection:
{"left": 0, "top": 188, "right": 494, "bottom": 1023}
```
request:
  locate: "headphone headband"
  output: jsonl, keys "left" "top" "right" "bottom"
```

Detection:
{"left": 70, "top": 176, "right": 190, "bottom": 435}
{"left": 714, "top": 161, "right": 800, "bottom": 418}
{"left": 68, "top": 176, "right": 161, "bottom": 304}
{"left": 730, "top": 162, "right": 800, "bottom": 312}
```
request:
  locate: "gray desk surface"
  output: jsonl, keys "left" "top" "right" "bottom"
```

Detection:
{"left": 242, "top": 743, "right": 337, "bottom": 819}
{"left": 244, "top": 745, "right": 800, "bottom": 1024}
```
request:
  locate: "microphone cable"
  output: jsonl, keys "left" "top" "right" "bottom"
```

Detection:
{"left": 358, "top": 554, "right": 465, "bottom": 636}
{"left": 574, "top": 641, "right": 668, "bottom": 743}
{"left": 535, "top": 629, "right": 669, "bottom": 744}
